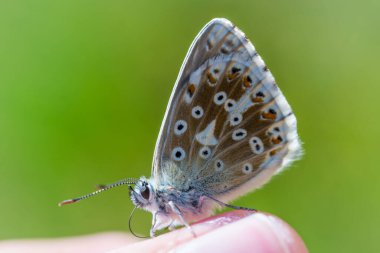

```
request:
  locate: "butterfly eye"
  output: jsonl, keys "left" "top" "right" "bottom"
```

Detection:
{"left": 141, "top": 186, "right": 150, "bottom": 200}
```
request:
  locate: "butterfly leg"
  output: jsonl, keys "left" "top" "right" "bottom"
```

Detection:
{"left": 206, "top": 195, "right": 257, "bottom": 211}
{"left": 168, "top": 201, "right": 197, "bottom": 238}
{"left": 168, "top": 221, "right": 176, "bottom": 231}
{"left": 150, "top": 211, "right": 172, "bottom": 237}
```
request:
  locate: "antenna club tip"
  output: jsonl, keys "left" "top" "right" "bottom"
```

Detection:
{"left": 58, "top": 199, "right": 78, "bottom": 206}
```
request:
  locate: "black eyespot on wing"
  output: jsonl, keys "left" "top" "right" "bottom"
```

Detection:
{"left": 269, "top": 108, "right": 277, "bottom": 115}
{"left": 256, "top": 91, "right": 265, "bottom": 97}
{"left": 236, "top": 131, "right": 244, "bottom": 137}
{"left": 231, "top": 66, "right": 241, "bottom": 73}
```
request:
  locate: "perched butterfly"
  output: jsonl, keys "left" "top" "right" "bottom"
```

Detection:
{"left": 59, "top": 18, "right": 302, "bottom": 237}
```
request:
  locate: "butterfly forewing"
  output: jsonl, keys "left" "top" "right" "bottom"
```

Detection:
{"left": 152, "top": 18, "right": 301, "bottom": 201}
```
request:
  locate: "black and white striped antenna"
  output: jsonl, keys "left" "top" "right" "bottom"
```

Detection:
{"left": 58, "top": 178, "right": 139, "bottom": 206}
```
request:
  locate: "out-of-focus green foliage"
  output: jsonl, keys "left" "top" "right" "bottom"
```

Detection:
{"left": 0, "top": 0, "right": 379, "bottom": 252}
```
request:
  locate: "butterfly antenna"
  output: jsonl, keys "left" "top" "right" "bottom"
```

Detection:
{"left": 58, "top": 178, "right": 139, "bottom": 206}
{"left": 129, "top": 206, "right": 149, "bottom": 238}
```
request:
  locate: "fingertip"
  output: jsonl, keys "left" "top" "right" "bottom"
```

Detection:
{"left": 111, "top": 210, "right": 254, "bottom": 252}
{"left": 173, "top": 212, "right": 308, "bottom": 253}
{"left": 250, "top": 213, "right": 308, "bottom": 253}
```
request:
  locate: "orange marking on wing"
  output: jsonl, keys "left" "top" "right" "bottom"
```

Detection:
{"left": 269, "top": 149, "right": 277, "bottom": 156}
{"left": 187, "top": 84, "right": 196, "bottom": 97}
{"left": 253, "top": 97, "right": 264, "bottom": 103}
{"left": 243, "top": 76, "right": 252, "bottom": 88}
{"left": 207, "top": 71, "right": 217, "bottom": 84}
{"left": 262, "top": 112, "right": 277, "bottom": 120}
{"left": 271, "top": 136, "right": 282, "bottom": 144}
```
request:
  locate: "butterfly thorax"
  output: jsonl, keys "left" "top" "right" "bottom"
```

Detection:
{"left": 155, "top": 184, "right": 217, "bottom": 223}
{"left": 131, "top": 173, "right": 216, "bottom": 225}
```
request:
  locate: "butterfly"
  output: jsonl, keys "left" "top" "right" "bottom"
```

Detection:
{"left": 59, "top": 18, "right": 302, "bottom": 237}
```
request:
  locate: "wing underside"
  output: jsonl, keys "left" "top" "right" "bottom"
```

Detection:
{"left": 151, "top": 18, "right": 301, "bottom": 200}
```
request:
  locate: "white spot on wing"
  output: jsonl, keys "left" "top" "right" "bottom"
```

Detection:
{"left": 192, "top": 106, "right": 204, "bottom": 119}
{"left": 214, "top": 91, "right": 227, "bottom": 105}
{"left": 229, "top": 113, "right": 243, "bottom": 126}
{"left": 172, "top": 147, "right": 186, "bottom": 161}
{"left": 195, "top": 120, "right": 218, "bottom": 146}
{"left": 199, "top": 146, "right": 212, "bottom": 159}
{"left": 185, "top": 65, "right": 206, "bottom": 104}
{"left": 174, "top": 120, "right": 187, "bottom": 135}
{"left": 224, "top": 99, "right": 236, "bottom": 112}
{"left": 232, "top": 128, "right": 247, "bottom": 140}
{"left": 249, "top": 137, "right": 264, "bottom": 154}
{"left": 215, "top": 159, "right": 224, "bottom": 171}
{"left": 242, "top": 163, "right": 253, "bottom": 174}
{"left": 189, "top": 67, "right": 203, "bottom": 87}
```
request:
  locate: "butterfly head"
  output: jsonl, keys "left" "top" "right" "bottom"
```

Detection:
{"left": 130, "top": 177, "right": 157, "bottom": 210}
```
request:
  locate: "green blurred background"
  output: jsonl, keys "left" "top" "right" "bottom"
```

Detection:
{"left": 0, "top": 0, "right": 379, "bottom": 252}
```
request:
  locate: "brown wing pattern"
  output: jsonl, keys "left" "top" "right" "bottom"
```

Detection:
{"left": 152, "top": 19, "right": 301, "bottom": 199}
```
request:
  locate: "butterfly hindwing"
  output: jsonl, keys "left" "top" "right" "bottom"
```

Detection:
{"left": 152, "top": 18, "right": 301, "bottom": 200}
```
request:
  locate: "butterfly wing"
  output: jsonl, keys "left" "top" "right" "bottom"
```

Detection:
{"left": 152, "top": 18, "right": 301, "bottom": 202}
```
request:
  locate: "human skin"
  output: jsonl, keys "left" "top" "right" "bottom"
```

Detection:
{"left": 0, "top": 211, "right": 308, "bottom": 253}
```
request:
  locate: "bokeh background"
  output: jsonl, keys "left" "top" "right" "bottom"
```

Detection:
{"left": 1, "top": 0, "right": 379, "bottom": 252}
